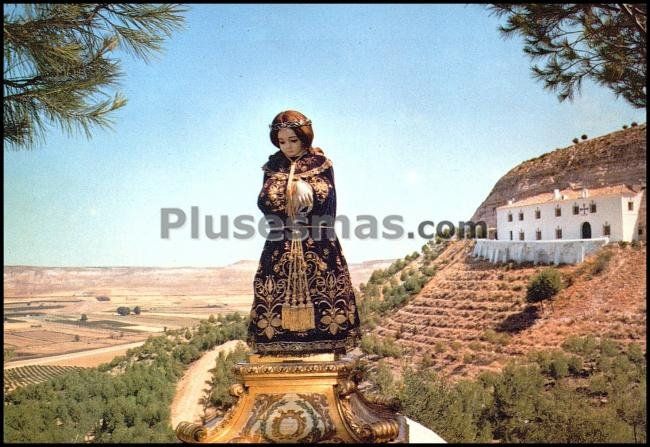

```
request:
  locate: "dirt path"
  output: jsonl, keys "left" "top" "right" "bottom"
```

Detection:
{"left": 170, "top": 340, "right": 247, "bottom": 429}
{"left": 4, "top": 341, "right": 146, "bottom": 369}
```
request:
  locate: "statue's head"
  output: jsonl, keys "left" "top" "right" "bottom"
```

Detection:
{"left": 269, "top": 110, "right": 314, "bottom": 151}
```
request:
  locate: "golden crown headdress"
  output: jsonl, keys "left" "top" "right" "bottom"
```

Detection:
{"left": 269, "top": 119, "right": 312, "bottom": 131}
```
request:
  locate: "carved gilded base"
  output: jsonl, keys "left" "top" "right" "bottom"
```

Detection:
{"left": 175, "top": 353, "right": 408, "bottom": 443}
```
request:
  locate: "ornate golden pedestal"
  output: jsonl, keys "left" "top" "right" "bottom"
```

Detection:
{"left": 176, "top": 353, "right": 408, "bottom": 443}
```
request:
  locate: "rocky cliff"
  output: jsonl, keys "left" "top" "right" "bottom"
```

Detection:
{"left": 471, "top": 124, "right": 646, "bottom": 231}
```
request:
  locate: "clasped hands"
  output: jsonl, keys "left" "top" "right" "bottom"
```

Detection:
{"left": 287, "top": 179, "right": 313, "bottom": 215}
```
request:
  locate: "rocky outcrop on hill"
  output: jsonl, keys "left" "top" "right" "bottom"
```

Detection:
{"left": 471, "top": 124, "right": 646, "bottom": 230}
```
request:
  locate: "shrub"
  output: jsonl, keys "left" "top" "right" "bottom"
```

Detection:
{"left": 622, "top": 124, "right": 628, "bottom": 129}
{"left": 116, "top": 306, "right": 130, "bottom": 316}
{"left": 404, "top": 277, "right": 422, "bottom": 294}
{"left": 567, "top": 356, "right": 583, "bottom": 375}
{"left": 572, "top": 137, "right": 579, "bottom": 144}
{"left": 589, "top": 374, "right": 609, "bottom": 395}
{"left": 592, "top": 250, "right": 613, "bottom": 275}
{"left": 581, "top": 134, "right": 588, "bottom": 140}
{"left": 561, "top": 335, "right": 598, "bottom": 358}
{"left": 625, "top": 343, "right": 644, "bottom": 365}
{"left": 599, "top": 338, "right": 620, "bottom": 357}
{"left": 450, "top": 341, "right": 462, "bottom": 351}
{"left": 360, "top": 334, "right": 377, "bottom": 354}
{"left": 526, "top": 268, "right": 563, "bottom": 310}
{"left": 421, "top": 265, "right": 437, "bottom": 277}
{"left": 549, "top": 354, "right": 569, "bottom": 379}
{"left": 631, "top": 121, "right": 638, "bottom": 127}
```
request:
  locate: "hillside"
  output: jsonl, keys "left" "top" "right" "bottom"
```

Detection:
{"left": 470, "top": 124, "right": 646, "bottom": 231}
{"left": 372, "top": 240, "right": 646, "bottom": 381}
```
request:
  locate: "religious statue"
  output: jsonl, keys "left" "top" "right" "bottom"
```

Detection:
{"left": 176, "top": 111, "right": 407, "bottom": 443}
{"left": 247, "top": 110, "right": 361, "bottom": 356}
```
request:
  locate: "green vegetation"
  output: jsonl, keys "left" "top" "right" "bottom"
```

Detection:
{"left": 4, "top": 348, "right": 17, "bottom": 362}
{"left": 365, "top": 336, "right": 646, "bottom": 443}
{"left": 4, "top": 4, "right": 187, "bottom": 150}
{"left": 360, "top": 334, "right": 403, "bottom": 359}
{"left": 3, "top": 316, "right": 248, "bottom": 443}
{"left": 49, "top": 318, "right": 142, "bottom": 333}
{"left": 206, "top": 344, "right": 249, "bottom": 410}
{"left": 358, "top": 240, "right": 448, "bottom": 326}
{"left": 116, "top": 306, "right": 131, "bottom": 316}
{"left": 526, "top": 267, "right": 563, "bottom": 311}
{"left": 487, "top": 5, "right": 646, "bottom": 108}
{"left": 5, "top": 365, "right": 85, "bottom": 393}
{"left": 480, "top": 329, "right": 511, "bottom": 347}
{"left": 565, "top": 246, "right": 615, "bottom": 286}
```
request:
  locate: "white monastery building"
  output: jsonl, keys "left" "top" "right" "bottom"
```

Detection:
{"left": 473, "top": 184, "right": 645, "bottom": 265}
{"left": 496, "top": 184, "right": 644, "bottom": 242}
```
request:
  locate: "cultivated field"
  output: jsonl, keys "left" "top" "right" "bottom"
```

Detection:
{"left": 4, "top": 260, "right": 391, "bottom": 368}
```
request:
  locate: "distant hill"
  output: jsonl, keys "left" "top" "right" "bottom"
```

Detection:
{"left": 471, "top": 124, "right": 646, "bottom": 231}
{"left": 3, "top": 259, "right": 395, "bottom": 298}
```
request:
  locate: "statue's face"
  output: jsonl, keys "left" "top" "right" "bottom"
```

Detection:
{"left": 277, "top": 128, "right": 304, "bottom": 158}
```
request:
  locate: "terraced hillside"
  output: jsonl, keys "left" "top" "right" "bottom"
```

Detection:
{"left": 372, "top": 240, "right": 646, "bottom": 381}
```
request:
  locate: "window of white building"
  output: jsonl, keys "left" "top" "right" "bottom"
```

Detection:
{"left": 536, "top": 229, "right": 542, "bottom": 240}
{"left": 507, "top": 212, "right": 512, "bottom": 222}
{"left": 535, "top": 208, "right": 540, "bottom": 219}
{"left": 590, "top": 201, "right": 597, "bottom": 213}
{"left": 509, "top": 230, "right": 513, "bottom": 240}
{"left": 555, "top": 227, "right": 562, "bottom": 239}
{"left": 519, "top": 230, "right": 525, "bottom": 240}
{"left": 628, "top": 201, "right": 634, "bottom": 211}
{"left": 555, "top": 206, "right": 562, "bottom": 217}
{"left": 572, "top": 203, "right": 579, "bottom": 215}
{"left": 518, "top": 211, "right": 524, "bottom": 221}
{"left": 603, "top": 223, "right": 611, "bottom": 236}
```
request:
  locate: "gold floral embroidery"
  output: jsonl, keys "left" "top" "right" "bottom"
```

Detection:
{"left": 312, "top": 271, "right": 356, "bottom": 335}
{"left": 307, "top": 176, "right": 331, "bottom": 203}
{"left": 252, "top": 246, "right": 355, "bottom": 340}
{"left": 251, "top": 275, "right": 287, "bottom": 339}
{"left": 260, "top": 157, "right": 332, "bottom": 214}
{"left": 264, "top": 174, "right": 288, "bottom": 213}
{"left": 252, "top": 154, "right": 357, "bottom": 350}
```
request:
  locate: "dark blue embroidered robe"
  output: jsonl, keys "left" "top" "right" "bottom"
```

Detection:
{"left": 247, "top": 150, "right": 360, "bottom": 355}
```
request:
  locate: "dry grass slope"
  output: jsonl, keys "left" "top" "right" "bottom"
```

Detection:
{"left": 373, "top": 240, "right": 646, "bottom": 381}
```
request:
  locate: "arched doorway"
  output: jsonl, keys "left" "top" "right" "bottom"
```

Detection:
{"left": 581, "top": 222, "right": 592, "bottom": 239}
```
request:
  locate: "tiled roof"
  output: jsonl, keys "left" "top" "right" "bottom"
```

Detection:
{"left": 498, "top": 184, "right": 640, "bottom": 209}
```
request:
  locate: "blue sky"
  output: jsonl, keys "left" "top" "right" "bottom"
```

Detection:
{"left": 4, "top": 4, "right": 645, "bottom": 267}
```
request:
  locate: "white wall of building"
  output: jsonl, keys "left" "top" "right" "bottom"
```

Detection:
{"left": 496, "top": 191, "right": 642, "bottom": 242}
{"left": 473, "top": 238, "right": 609, "bottom": 265}
{"left": 621, "top": 191, "right": 645, "bottom": 241}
